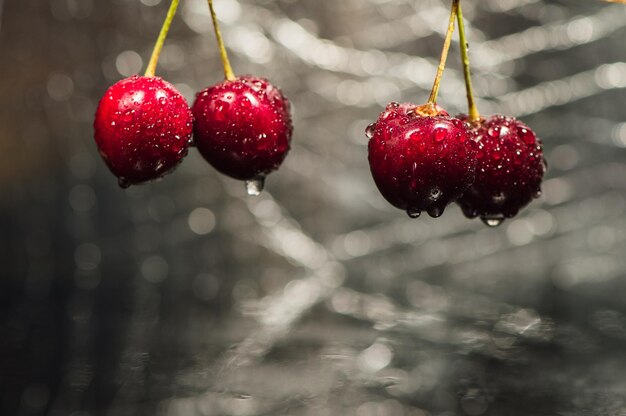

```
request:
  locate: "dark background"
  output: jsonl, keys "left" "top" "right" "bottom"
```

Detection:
{"left": 2, "top": 0, "right": 626, "bottom": 415}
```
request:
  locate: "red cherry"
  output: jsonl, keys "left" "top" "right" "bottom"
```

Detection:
{"left": 94, "top": 75, "right": 193, "bottom": 187}
{"left": 367, "top": 102, "right": 477, "bottom": 218}
{"left": 456, "top": 114, "right": 546, "bottom": 226}
{"left": 192, "top": 76, "right": 292, "bottom": 194}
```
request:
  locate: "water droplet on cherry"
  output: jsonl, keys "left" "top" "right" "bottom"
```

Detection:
{"left": 214, "top": 101, "right": 230, "bottom": 121}
{"left": 429, "top": 187, "right": 442, "bottom": 201}
{"left": 517, "top": 127, "right": 536, "bottom": 145}
{"left": 461, "top": 205, "right": 478, "bottom": 219}
{"left": 245, "top": 175, "right": 265, "bottom": 196}
{"left": 481, "top": 217, "right": 504, "bottom": 227}
{"left": 488, "top": 126, "right": 500, "bottom": 138}
{"left": 365, "top": 123, "right": 376, "bottom": 139}
{"left": 433, "top": 127, "right": 447, "bottom": 142}
{"left": 427, "top": 205, "right": 444, "bottom": 218}
{"left": 492, "top": 192, "right": 506, "bottom": 204}
{"left": 118, "top": 177, "right": 131, "bottom": 189}
{"left": 406, "top": 207, "right": 421, "bottom": 218}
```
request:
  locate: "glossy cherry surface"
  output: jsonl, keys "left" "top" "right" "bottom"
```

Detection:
{"left": 192, "top": 76, "right": 292, "bottom": 182}
{"left": 456, "top": 114, "right": 545, "bottom": 226}
{"left": 94, "top": 75, "right": 193, "bottom": 187}
{"left": 367, "top": 102, "right": 477, "bottom": 218}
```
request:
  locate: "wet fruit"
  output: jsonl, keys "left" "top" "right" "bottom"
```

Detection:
{"left": 192, "top": 75, "right": 292, "bottom": 190}
{"left": 191, "top": 0, "right": 293, "bottom": 195}
{"left": 456, "top": 114, "right": 545, "bottom": 226}
{"left": 94, "top": 75, "right": 193, "bottom": 187}
{"left": 367, "top": 102, "right": 477, "bottom": 218}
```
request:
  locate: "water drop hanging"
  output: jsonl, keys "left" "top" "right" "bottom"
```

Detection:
{"left": 118, "top": 177, "right": 131, "bottom": 189}
{"left": 427, "top": 205, "right": 444, "bottom": 218}
{"left": 245, "top": 175, "right": 265, "bottom": 196}
{"left": 406, "top": 207, "right": 421, "bottom": 218}
{"left": 365, "top": 123, "right": 376, "bottom": 139}
{"left": 481, "top": 217, "right": 504, "bottom": 227}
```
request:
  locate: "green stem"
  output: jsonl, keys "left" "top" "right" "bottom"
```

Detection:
{"left": 208, "top": 0, "right": 236, "bottom": 81}
{"left": 427, "top": 0, "right": 458, "bottom": 104}
{"left": 145, "top": 0, "right": 180, "bottom": 77}
{"left": 456, "top": 0, "right": 480, "bottom": 122}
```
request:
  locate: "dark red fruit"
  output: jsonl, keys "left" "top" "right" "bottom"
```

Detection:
{"left": 94, "top": 75, "right": 193, "bottom": 187}
{"left": 367, "top": 102, "right": 477, "bottom": 218}
{"left": 192, "top": 75, "right": 292, "bottom": 189}
{"left": 456, "top": 114, "right": 545, "bottom": 226}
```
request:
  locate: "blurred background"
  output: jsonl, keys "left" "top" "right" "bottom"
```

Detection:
{"left": 2, "top": 0, "right": 626, "bottom": 415}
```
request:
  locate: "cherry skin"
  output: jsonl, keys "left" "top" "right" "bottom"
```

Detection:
{"left": 456, "top": 114, "right": 546, "bottom": 226}
{"left": 367, "top": 102, "right": 477, "bottom": 218}
{"left": 192, "top": 76, "right": 292, "bottom": 186}
{"left": 94, "top": 75, "right": 193, "bottom": 187}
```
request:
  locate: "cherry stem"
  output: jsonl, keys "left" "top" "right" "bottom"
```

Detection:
{"left": 456, "top": 0, "right": 481, "bottom": 122}
{"left": 427, "top": 0, "right": 458, "bottom": 105}
{"left": 208, "top": 0, "right": 236, "bottom": 81}
{"left": 145, "top": 0, "right": 180, "bottom": 77}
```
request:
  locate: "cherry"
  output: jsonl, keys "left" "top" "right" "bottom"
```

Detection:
{"left": 94, "top": 75, "right": 193, "bottom": 187}
{"left": 367, "top": 103, "right": 477, "bottom": 218}
{"left": 456, "top": 114, "right": 545, "bottom": 226}
{"left": 93, "top": 0, "right": 191, "bottom": 187}
{"left": 452, "top": 3, "right": 545, "bottom": 226}
{"left": 191, "top": 0, "right": 293, "bottom": 195}
{"left": 366, "top": 1, "right": 475, "bottom": 218}
{"left": 192, "top": 76, "right": 292, "bottom": 190}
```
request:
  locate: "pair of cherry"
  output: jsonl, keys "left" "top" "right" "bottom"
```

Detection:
{"left": 368, "top": 105, "right": 544, "bottom": 226}
{"left": 94, "top": 0, "right": 292, "bottom": 194}
{"left": 367, "top": 0, "right": 545, "bottom": 226}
